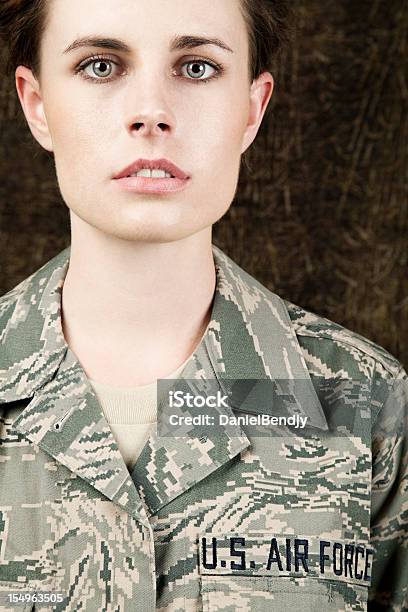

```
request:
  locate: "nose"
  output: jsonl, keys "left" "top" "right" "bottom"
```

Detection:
{"left": 124, "top": 77, "right": 176, "bottom": 139}
{"left": 123, "top": 62, "right": 177, "bottom": 138}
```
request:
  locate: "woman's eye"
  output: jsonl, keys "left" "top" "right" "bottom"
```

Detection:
{"left": 180, "top": 60, "right": 218, "bottom": 80}
{"left": 81, "top": 59, "right": 119, "bottom": 80}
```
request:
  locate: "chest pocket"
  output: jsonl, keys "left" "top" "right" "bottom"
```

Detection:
{"left": 199, "top": 532, "right": 371, "bottom": 612}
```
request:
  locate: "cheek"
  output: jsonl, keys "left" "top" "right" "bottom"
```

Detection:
{"left": 190, "top": 101, "right": 246, "bottom": 211}
{"left": 192, "top": 94, "right": 249, "bottom": 169}
{"left": 44, "top": 88, "right": 112, "bottom": 161}
{"left": 44, "top": 94, "right": 114, "bottom": 206}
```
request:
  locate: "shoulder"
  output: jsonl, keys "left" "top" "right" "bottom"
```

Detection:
{"left": 283, "top": 297, "right": 404, "bottom": 412}
{"left": 0, "top": 248, "right": 70, "bottom": 402}
{"left": 0, "top": 249, "right": 70, "bottom": 318}
{"left": 214, "top": 245, "right": 403, "bottom": 385}
{"left": 0, "top": 248, "right": 70, "bottom": 365}
{"left": 0, "top": 270, "right": 34, "bottom": 333}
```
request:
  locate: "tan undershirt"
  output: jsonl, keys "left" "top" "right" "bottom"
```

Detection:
{"left": 89, "top": 358, "right": 188, "bottom": 471}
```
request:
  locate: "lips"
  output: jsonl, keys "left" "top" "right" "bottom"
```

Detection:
{"left": 113, "top": 158, "right": 190, "bottom": 195}
{"left": 114, "top": 158, "right": 189, "bottom": 181}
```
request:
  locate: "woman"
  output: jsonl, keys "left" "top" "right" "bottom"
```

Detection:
{"left": 0, "top": 1, "right": 406, "bottom": 610}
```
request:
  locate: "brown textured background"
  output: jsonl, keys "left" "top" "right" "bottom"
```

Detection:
{"left": 0, "top": 0, "right": 407, "bottom": 367}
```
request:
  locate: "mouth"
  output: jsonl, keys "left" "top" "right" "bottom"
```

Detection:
{"left": 113, "top": 158, "right": 190, "bottom": 195}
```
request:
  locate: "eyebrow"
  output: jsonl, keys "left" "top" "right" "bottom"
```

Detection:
{"left": 63, "top": 34, "right": 234, "bottom": 55}
{"left": 170, "top": 35, "right": 234, "bottom": 54}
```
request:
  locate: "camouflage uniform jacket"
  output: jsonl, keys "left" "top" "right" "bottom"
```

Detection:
{"left": 0, "top": 245, "right": 407, "bottom": 612}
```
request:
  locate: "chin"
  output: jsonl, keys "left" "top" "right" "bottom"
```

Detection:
{"left": 100, "top": 222, "right": 202, "bottom": 244}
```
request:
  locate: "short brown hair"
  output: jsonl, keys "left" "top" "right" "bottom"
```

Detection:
{"left": 0, "top": 0, "right": 47, "bottom": 76}
{"left": 0, "top": 0, "right": 293, "bottom": 80}
{"left": 241, "top": 0, "right": 294, "bottom": 80}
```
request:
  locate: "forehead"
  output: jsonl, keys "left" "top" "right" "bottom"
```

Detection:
{"left": 43, "top": 0, "right": 249, "bottom": 55}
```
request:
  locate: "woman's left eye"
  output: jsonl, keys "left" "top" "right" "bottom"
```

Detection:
{"left": 180, "top": 60, "right": 218, "bottom": 81}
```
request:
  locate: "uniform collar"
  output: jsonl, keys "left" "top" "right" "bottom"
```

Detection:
{"left": 0, "top": 244, "right": 327, "bottom": 521}
{"left": 202, "top": 246, "right": 328, "bottom": 430}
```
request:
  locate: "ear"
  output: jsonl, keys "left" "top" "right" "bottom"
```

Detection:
{"left": 241, "top": 72, "right": 274, "bottom": 154}
{"left": 15, "top": 66, "right": 53, "bottom": 152}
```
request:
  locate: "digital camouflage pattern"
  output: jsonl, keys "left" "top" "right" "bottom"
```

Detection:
{"left": 0, "top": 245, "right": 407, "bottom": 611}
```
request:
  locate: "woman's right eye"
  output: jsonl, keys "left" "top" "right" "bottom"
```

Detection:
{"left": 77, "top": 57, "right": 124, "bottom": 82}
{"left": 87, "top": 59, "right": 114, "bottom": 78}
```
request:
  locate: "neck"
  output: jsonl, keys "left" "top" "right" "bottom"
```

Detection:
{"left": 61, "top": 212, "right": 216, "bottom": 386}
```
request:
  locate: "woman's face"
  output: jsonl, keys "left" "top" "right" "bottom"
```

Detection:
{"left": 17, "top": 0, "right": 273, "bottom": 243}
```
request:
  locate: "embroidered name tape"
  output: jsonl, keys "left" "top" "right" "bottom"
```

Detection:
{"left": 199, "top": 533, "right": 373, "bottom": 586}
